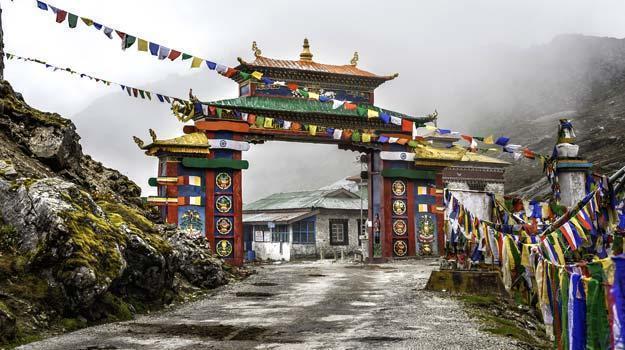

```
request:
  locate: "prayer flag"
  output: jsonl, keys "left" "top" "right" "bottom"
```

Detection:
{"left": 523, "top": 148, "right": 536, "bottom": 159}
{"left": 168, "top": 50, "right": 182, "bottom": 61}
{"left": 37, "top": 1, "right": 48, "bottom": 11}
{"left": 224, "top": 68, "right": 238, "bottom": 78}
{"left": 138, "top": 90, "right": 145, "bottom": 99}
{"left": 308, "top": 92, "right": 320, "bottom": 100}
{"left": 126, "top": 87, "right": 131, "bottom": 96}
{"left": 251, "top": 71, "right": 263, "bottom": 80}
{"left": 396, "top": 138, "right": 409, "bottom": 145}
{"left": 297, "top": 89, "right": 309, "bottom": 98}
{"left": 81, "top": 17, "right": 93, "bottom": 26}
{"left": 344, "top": 102, "right": 357, "bottom": 110}
{"left": 158, "top": 46, "right": 171, "bottom": 60}
{"left": 332, "top": 100, "right": 345, "bottom": 109}
{"left": 495, "top": 137, "right": 510, "bottom": 146}
{"left": 378, "top": 135, "right": 389, "bottom": 143}
{"left": 390, "top": 116, "right": 402, "bottom": 125}
{"left": 149, "top": 42, "right": 159, "bottom": 56}
{"left": 238, "top": 71, "right": 251, "bottom": 80}
{"left": 263, "top": 117, "right": 274, "bottom": 129}
{"left": 309, "top": 125, "right": 317, "bottom": 136}
{"left": 484, "top": 135, "right": 494, "bottom": 144}
{"left": 287, "top": 83, "right": 298, "bottom": 91}
{"left": 145, "top": 92, "right": 151, "bottom": 100}
{"left": 93, "top": 22, "right": 102, "bottom": 30}
{"left": 137, "top": 38, "right": 148, "bottom": 52}
{"left": 367, "top": 109, "right": 379, "bottom": 119}
{"left": 122, "top": 34, "right": 136, "bottom": 50}
{"left": 56, "top": 10, "right": 67, "bottom": 23}
{"left": 389, "top": 137, "right": 399, "bottom": 143}
{"left": 156, "top": 94, "right": 164, "bottom": 103}
{"left": 282, "top": 120, "right": 291, "bottom": 129}
{"left": 333, "top": 129, "right": 343, "bottom": 140}
{"left": 182, "top": 53, "right": 192, "bottom": 60}
{"left": 215, "top": 64, "right": 228, "bottom": 73}
{"left": 319, "top": 95, "right": 330, "bottom": 102}
{"left": 361, "top": 133, "right": 372, "bottom": 143}
{"left": 379, "top": 112, "right": 390, "bottom": 124}
{"left": 164, "top": 96, "right": 171, "bottom": 103}
{"left": 402, "top": 119, "right": 413, "bottom": 132}
{"left": 351, "top": 130, "right": 361, "bottom": 142}
{"left": 191, "top": 57, "right": 203, "bottom": 68}
{"left": 560, "top": 222, "right": 582, "bottom": 250}
{"left": 205, "top": 61, "right": 217, "bottom": 70}
{"left": 132, "top": 88, "right": 138, "bottom": 97}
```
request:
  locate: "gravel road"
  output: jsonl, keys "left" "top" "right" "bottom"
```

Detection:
{"left": 19, "top": 259, "right": 521, "bottom": 349}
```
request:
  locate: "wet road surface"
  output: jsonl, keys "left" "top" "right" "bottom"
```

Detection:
{"left": 19, "top": 260, "right": 520, "bottom": 349}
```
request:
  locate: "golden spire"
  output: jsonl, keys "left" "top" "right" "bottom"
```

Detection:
{"left": 300, "top": 38, "right": 313, "bottom": 62}
{"left": 350, "top": 51, "right": 359, "bottom": 66}
{"left": 252, "top": 41, "right": 262, "bottom": 57}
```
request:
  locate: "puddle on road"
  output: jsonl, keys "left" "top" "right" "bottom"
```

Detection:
{"left": 235, "top": 291, "right": 276, "bottom": 298}
{"left": 252, "top": 282, "right": 279, "bottom": 287}
{"left": 307, "top": 273, "right": 326, "bottom": 277}
{"left": 131, "top": 323, "right": 269, "bottom": 341}
{"left": 350, "top": 336, "right": 405, "bottom": 343}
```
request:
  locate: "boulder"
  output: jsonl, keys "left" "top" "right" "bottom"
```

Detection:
{"left": 0, "top": 302, "right": 16, "bottom": 343}
{"left": 167, "top": 230, "right": 227, "bottom": 289}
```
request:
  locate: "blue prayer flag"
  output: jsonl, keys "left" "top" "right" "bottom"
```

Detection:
{"left": 378, "top": 135, "right": 390, "bottom": 143}
{"left": 319, "top": 95, "right": 330, "bottom": 102}
{"left": 37, "top": 1, "right": 48, "bottom": 11}
{"left": 261, "top": 77, "right": 274, "bottom": 85}
{"left": 205, "top": 60, "right": 217, "bottom": 70}
{"left": 495, "top": 137, "right": 510, "bottom": 146}
{"left": 379, "top": 113, "right": 390, "bottom": 124}
{"left": 156, "top": 94, "right": 164, "bottom": 103}
{"left": 120, "top": 85, "right": 125, "bottom": 91}
{"left": 93, "top": 22, "right": 102, "bottom": 30}
{"left": 438, "top": 129, "right": 451, "bottom": 134}
{"left": 326, "top": 127, "right": 335, "bottom": 136}
{"left": 149, "top": 42, "right": 159, "bottom": 56}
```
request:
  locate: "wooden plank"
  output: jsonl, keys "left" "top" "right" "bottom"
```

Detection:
{"left": 195, "top": 120, "right": 250, "bottom": 133}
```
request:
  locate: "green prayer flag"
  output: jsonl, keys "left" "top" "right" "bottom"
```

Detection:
{"left": 68, "top": 13, "right": 78, "bottom": 28}
{"left": 216, "top": 108, "right": 223, "bottom": 118}
{"left": 559, "top": 269, "right": 569, "bottom": 350}
{"left": 138, "top": 90, "right": 145, "bottom": 99}
{"left": 357, "top": 106, "right": 367, "bottom": 117}
{"left": 123, "top": 35, "right": 137, "bottom": 49}
{"left": 297, "top": 89, "right": 309, "bottom": 98}
{"left": 407, "top": 140, "right": 418, "bottom": 147}
{"left": 145, "top": 91, "right": 151, "bottom": 100}
{"left": 238, "top": 71, "right": 250, "bottom": 80}
{"left": 351, "top": 130, "right": 361, "bottom": 142}
{"left": 255, "top": 116, "right": 265, "bottom": 128}
{"left": 181, "top": 53, "right": 193, "bottom": 60}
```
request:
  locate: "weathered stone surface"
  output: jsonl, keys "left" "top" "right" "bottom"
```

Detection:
{"left": 167, "top": 230, "right": 228, "bottom": 289}
{"left": 0, "top": 302, "right": 17, "bottom": 343}
{"left": 425, "top": 270, "right": 508, "bottom": 297}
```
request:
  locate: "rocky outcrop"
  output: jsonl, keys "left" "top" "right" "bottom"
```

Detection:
{"left": 0, "top": 80, "right": 230, "bottom": 345}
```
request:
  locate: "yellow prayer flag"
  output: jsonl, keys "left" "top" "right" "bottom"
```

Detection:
{"left": 550, "top": 232, "right": 565, "bottom": 265}
{"left": 361, "top": 133, "right": 371, "bottom": 142}
{"left": 309, "top": 125, "right": 317, "bottom": 136}
{"left": 367, "top": 109, "right": 379, "bottom": 119}
{"left": 263, "top": 117, "right": 274, "bottom": 129}
{"left": 191, "top": 57, "right": 203, "bottom": 68}
{"left": 570, "top": 217, "right": 587, "bottom": 241}
{"left": 417, "top": 186, "right": 427, "bottom": 195}
{"left": 425, "top": 125, "right": 438, "bottom": 131}
{"left": 81, "top": 18, "right": 94, "bottom": 26}
{"left": 484, "top": 135, "right": 494, "bottom": 144}
{"left": 251, "top": 71, "right": 263, "bottom": 80}
{"left": 137, "top": 38, "right": 148, "bottom": 52}
{"left": 308, "top": 92, "right": 320, "bottom": 100}
{"left": 418, "top": 204, "right": 428, "bottom": 212}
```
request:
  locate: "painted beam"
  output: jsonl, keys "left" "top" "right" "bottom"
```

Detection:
{"left": 380, "top": 151, "right": 415, "bottom": 162}
{"left": 381, "top": 168, "right": 436, "bottom": 180}
{"left": 208, "top": 139, "right": 251, "bottom": 151}
{"left": 182, "top": 158, "right": 249, "bottom": 170}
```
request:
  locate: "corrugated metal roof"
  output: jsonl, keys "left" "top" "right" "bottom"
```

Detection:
{"left": 241, "top": 56, "right": 395, "bottom": 80}
{"left": 243, "top": 211, "right": 313, "bottom": 224}
{"left": 243, "top": 189, "right": 367, "bottom": 211}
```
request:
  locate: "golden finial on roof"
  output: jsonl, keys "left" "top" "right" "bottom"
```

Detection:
{"left": 300, "top": 38, "right": 313, "bottom": 62}
{"left": 350, "top": 51, "right": 359, "bottom": 66}
{"left": 149, "top": 129, "right": 157, "bottom": 142}
{"left": 251, "top": 41, "right": 262, "bottom": 57}
{"left": 132, "top": 136, "right": 144, "bottom": 148}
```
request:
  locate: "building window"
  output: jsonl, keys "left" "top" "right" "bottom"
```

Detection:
{"left": 330, "top": 219, "right": 349, "bottom": 245}
{"left": 292, "top": 219, "right": 315, "bottom": 244}
{"left": 272, "top": 224, "right": 289, "bottom": 242}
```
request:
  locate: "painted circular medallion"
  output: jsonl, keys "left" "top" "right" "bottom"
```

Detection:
{"left": 394, "top": 240, "right": 408, "bottom": 257}
{"left": 216, "top": 172, "right": 232, "bottom": 190}
{"left": 392, "top": 199, "right": 406, "bottom": 216}
{"left": 393, "top": 219, "right": 407, "bottom": 236}
{"left": 216, "top": 240, "right": 233, "bottom": 257}
{"left": 392, "top": 180, "right": 406, "bottom": 196}
{"left": 215, "top": 195, "right": 232, "bottom": 213}
{"left": 216, "top": 217, "right": 233, "bottom": 235}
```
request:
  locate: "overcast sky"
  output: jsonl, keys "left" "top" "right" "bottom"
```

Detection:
{"left": 3, "top": 0, "right": 625, "bottom": 201}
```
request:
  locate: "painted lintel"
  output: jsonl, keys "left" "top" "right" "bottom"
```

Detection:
{"left": 381, "top": 168, "right": 436, "bottom": 180}
{"left": 182, "top": 157, "right": 249, "bottom": 170}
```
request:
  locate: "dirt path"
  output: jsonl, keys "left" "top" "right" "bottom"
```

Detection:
{"left": 19, "top": 260, "right": 522, "bottom": 349}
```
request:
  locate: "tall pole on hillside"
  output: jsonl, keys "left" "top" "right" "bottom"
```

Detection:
{"left": 0, "top": 3, "right": 4, "bottom": 80}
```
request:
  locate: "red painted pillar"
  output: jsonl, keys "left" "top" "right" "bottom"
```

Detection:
{"left": 406, "top": 181, "right": 416, "bottom": 256}
{"left": 435, "top": 171, "right": 446, "bottom": 256}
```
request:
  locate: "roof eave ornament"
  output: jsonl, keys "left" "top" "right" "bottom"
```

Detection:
{"left": 350, "top": 51, "right": 359, "bottom": 66}
{"left": 300, "top": 38, "right": 313, "bottom": 62}
{"left": 252, "top": 41, "right": 262, "bottom": 58}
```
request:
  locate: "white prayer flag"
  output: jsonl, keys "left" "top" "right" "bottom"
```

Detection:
{"left": 389, "top": 137, "right": 399, "bottom": 143}
{"left": 390, "top": 116, "right": 402, "bottom": 125}
{"left": 333, "top": 129, "right": 343, "bottom": 140}
{"left": 332, "top": 100, "right": 345, "bottom": 109}
{"left": 215, "top": 64, "right": 228, "bottom": 73}
{"left": 283, "top": 121, "right": 292, "bottom": 129}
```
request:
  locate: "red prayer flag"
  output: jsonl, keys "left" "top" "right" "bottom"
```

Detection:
{"left": 168, "top": 50, "right": 182, "bottom": 61}
{"left": 56, "top": 10, "right": 67, "bottom": 23}
{"left": 287, "top": 83, "right": 299, "bottom": 91}
{"left": 401, "top": 119, "right": 414, "bottom": 133}
{"left": 343, "top": 103, "right": 357, "bottom": 110}
{"left": 291, "top": 122, "right": 301, "bottom": 131}
{"left": 342, "top": 130, "right": 353, "bottom": 139}
{"left": 396, "top": 138, "right": 409, "bottom": 145}
{"left": 523, "top": 148, "right": 536, "bottom": 159}
{"left": 208, "top": 106, "right": 216, "bottom": 115}
{"left": 115, "top": 30, "right": 126, "bottom": 40}
{"left": 461, "top": 134, "right": 473, "bottom": 143}
{"left": 247, "top": 114, "right": 256, "bottom": 125}
{"left": 132, "top": 88, "right": 138, "bottom": 97}
{"left": 224, "top": 68, "right": 238, "bottom": 78}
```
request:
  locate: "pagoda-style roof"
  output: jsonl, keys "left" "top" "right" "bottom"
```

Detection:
{"left": 413, "top": 144, "right": 510, "bottom": 167}
{"left": 200, "top": 96, "right": 435, "bottom": 131}
{"left": 234, "top": 39, "right": 398, "bottom": 89}
{"left": 133, "top": 132, "right": 209, "bottom": 156}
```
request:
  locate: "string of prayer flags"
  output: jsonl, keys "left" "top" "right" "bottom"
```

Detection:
{"left": 4, "top": 52, "right": 185, "bottom": 105}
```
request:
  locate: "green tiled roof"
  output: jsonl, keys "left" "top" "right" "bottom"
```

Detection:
{"left": 201, "top": 96, "right": 432, "bottom": 123}
{"left": 244, "top": 189, "right": 367, "bottom": 211}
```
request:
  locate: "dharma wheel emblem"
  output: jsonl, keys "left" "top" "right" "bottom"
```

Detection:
{"left": 216, "top": 195, "right": 232, "bottom": 213}
{"left": 216, "top": 240, "right": 233, "bottom": 257}
{"left": 216, "top": 217, "right": 233, "bottom": 235}
{"left": 216, "top": 172, "right": 232, "bottom": 190}
{"left": 394, "top": 240, "right": 408, "bottom": 257}
{"left": 392, "top": 199, "right": 406, "bottom": 216}
{"left": 400, "top": 152, "right": 407, "bottom": 160}
{"left": 393, "top": 219, "right": 407, "bottom": 235}
{"left": 219, "top": 139, "right": 227, "bottom": 148}
{"left": 392, "top": 180, "right": 406, "bottom": 196}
